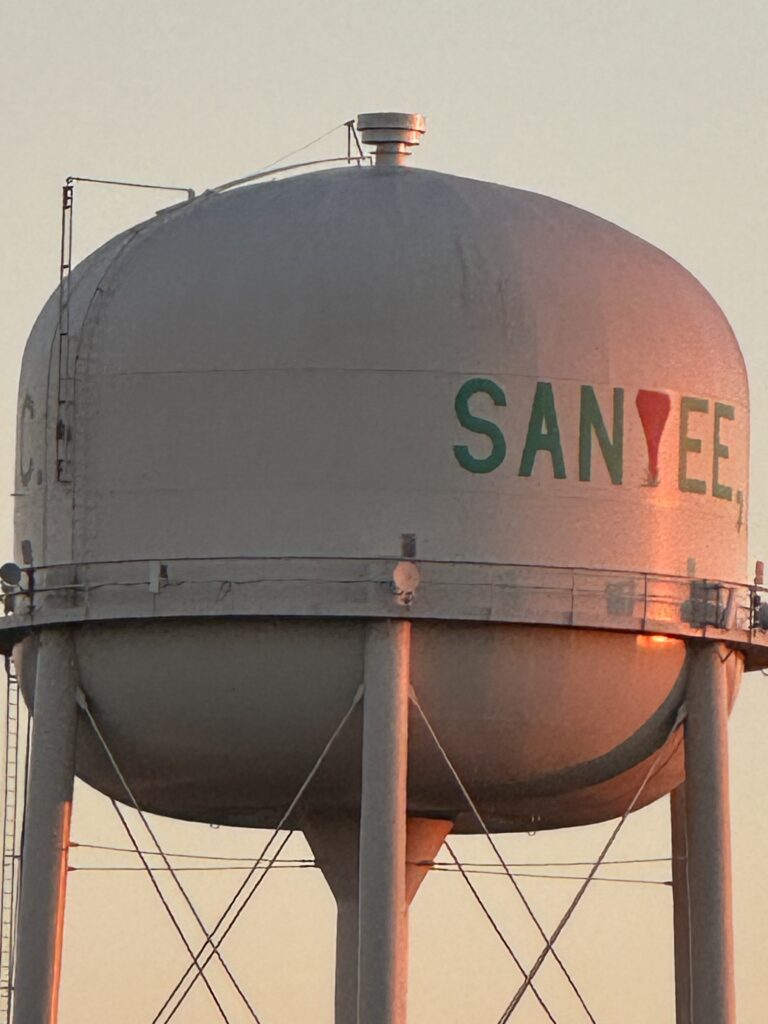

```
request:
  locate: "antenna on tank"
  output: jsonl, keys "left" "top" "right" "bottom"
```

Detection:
{"left": 345, "top": 119, "right": 367, "bottom": 163}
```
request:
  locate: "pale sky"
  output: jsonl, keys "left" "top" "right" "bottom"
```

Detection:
{"left": 2, "top": 1, "right": 768, "bottom": 1021}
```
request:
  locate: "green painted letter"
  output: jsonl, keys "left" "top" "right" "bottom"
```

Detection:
{"left": 712, "top": 402, "right": 734, "bottom": 501}
{"left": 518, "top": 382, "right": 566, "bottom": 479}
{"left": 678, "top": 395, "right": 709, "bottom": 494}
{"left": 453, "top": 378, "right": 507, "bottom": 474}
{"left": 579, "top": 386, "right": 624, "bottom": 484}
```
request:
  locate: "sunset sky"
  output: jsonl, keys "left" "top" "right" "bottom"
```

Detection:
{"left": 2, "top": 2, "right": 768, "bottom": 1021}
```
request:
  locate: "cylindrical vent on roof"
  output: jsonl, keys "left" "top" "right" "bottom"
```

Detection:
{"left": 356, "top": 112, "right": 426, "bottom": 166}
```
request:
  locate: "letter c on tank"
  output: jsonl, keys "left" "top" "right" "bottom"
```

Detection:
{"left": 19, "top": 394, "right": 35, "bottom": 487}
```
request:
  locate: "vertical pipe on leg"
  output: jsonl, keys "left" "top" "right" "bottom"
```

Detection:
{"left": 12, "top": 630, "right": 79, "bottom": 1024}
{"left": 684, "top": 642, "right": 736, "bottom": 1024}
{"left": 304, "top": 817, "right": 361, "bottom": 1024}
{"left": 306, "top": 815, "right": 451, "bottom": 1024}
{"left": 357, "top": 620, "right": 410, "bottom": 1024}
{"left": 670, "top": 785, "right": 691, "bottom": 1024}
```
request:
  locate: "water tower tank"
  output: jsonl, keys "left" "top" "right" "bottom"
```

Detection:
{"left": 7, "top": 117, "right": 754, "bottom": 832}
{"left": 3, "top": 111, "right": 765, "bottom": 1024}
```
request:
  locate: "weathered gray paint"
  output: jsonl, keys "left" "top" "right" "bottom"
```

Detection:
{"left": 13, "top": 166, "right": 749, "bottom": 577}
{"left": 4, "top": 150, "right": 759, "bottom": 1024}
{"left": 5, "top": 159, "right": 756, "bottom": 837}
{"left": 12, "top": 630, "right": 78, "bottom": 1024}
{"left": 684, "top": 643, "right": 736, "bottom": 1024}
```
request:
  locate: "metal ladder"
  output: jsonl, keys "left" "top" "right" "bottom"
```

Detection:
{"left": 0, "top": 657, "right": 25, "bottom": 1023}
{"left": 56, "top": 180, "right": 75, "bottom": 483}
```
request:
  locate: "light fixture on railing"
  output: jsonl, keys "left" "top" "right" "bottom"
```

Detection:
{"left": 1, "top": 562, "right": 23, "bottom": 615}
{"left": 0, "top": 563, "right": 21, "bottom": 588}
{"left": 0, "top": 559, "right": 35, "bottom": 616}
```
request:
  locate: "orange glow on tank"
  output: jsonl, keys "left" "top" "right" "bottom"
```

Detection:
{"left": 636, "top": 634, "right": 680, "bottom": 648}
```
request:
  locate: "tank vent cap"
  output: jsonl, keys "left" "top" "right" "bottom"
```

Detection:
{"left": 356, "top": 112, "right": 426, "bottom": 166}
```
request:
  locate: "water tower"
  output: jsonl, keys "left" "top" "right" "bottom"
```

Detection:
{"left": 1, "top": 112, "right": 766, "bottom": 1024}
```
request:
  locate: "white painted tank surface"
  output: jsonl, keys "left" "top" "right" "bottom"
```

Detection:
{"left": 5, "top": 159, "right": 760, "bottom": 831}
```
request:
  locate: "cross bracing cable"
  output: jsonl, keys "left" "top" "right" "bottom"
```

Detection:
{"left": 154, "top": 686, "right": 364, "bottom": 1024}
{"left": 427, "top": 857, "right": 674, "bottom": 868}
{"left": 495, "top": 705, "right": 687, "bottom": 1024}
{"left": 70, "top": 842, "right": 312, "bottom": 862}
{"left": 67, "top": 862, "right": 671, "bottom": 887}
{"left": 428, "top": 867, "right": 671, "bottom": 887}
{"left": 153, "top": 833, "right": 295, "bottom": 1024}
{"left": 77, "top": 691, "right": 261, "bottom": 1024}
{"left": 110, "top": 800, "right": 234, "bottom": 1024}
{"left": 444, "top": 841, "right": 559, "bottom": 1024}
{"left": 70, "top": 863, "right": 315, "bottom": 872}
{"left": 409, "top": 688, "right": 598, "bottom": 1024}
{"left": 71, "top": 841, "right": 673, "bottom": 869}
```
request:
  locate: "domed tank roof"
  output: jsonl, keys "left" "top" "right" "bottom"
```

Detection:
{"left": 40, "top": 165, "right": 745, "bottom": 393}
{"left": 59, "top": 165, "right": 746, "bottom": 392}
{"left": 17, "top": 164, "right": 749, "bottom": 580}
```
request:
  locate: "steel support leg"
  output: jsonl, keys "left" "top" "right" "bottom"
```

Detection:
{"left": 670, "top": 785, "right": 691, "bottom": 1024}
{"left": 12, "top": 631, "right": 78, "bottom": 1024}
{"left": 684, "top": 642, "right": 736, "bottom": 1024}
{"left": 357, "top": 620, "right": 410, "bottom": 1024}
